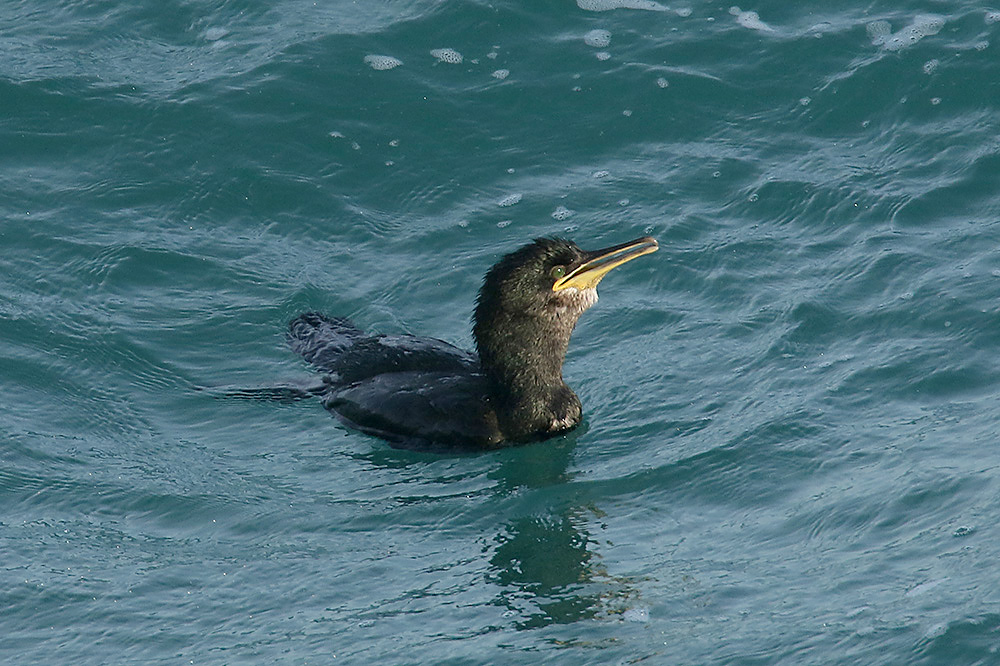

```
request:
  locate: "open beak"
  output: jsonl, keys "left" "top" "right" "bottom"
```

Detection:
{"left": 552, "top": 236, "right": 658, "bottom": 292}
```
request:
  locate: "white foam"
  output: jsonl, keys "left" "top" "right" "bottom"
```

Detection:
{"left": 906, "top": 578, "right": 946, "bottom": 597}
{"left": 675, "top": 7, "right": 692, "bottom": 17}
{"left": 987, "top": 11, "right": 1000, "bottom": 24}
{"left": 430, "top": 48, "right": 463, "bottom": 64}
{"left": 922, "top": 59, "right": 939, "bottom": 74}
{"left": 204, "top": 27, "right": 228, "bottom": 41}
{"left": 364, "top": 55, "right": 402, "bottom": 70}
{"left": 868, "top": 15, "right": 945, "bottom": 51}
{"left": 577, "top": 0, "right": 667, "bottom": 11}
{"left": 656, "top": 76, "right": 669, "bottom": 88}
{"left": 491, "top": 69, "right": 510, "bottom": 80}
{"left": 584, "top": 29, "right": 612, "bottom": 47}
{"left": 729, "top": 7, "right": 775, "bottom": 32}
{"left": 551, "top": 206, "right": 574, "bottom": 220}
{"left": 866, "top": 20, "right": 891, "bottom": 44}
{"left": 497, "top": 193, "right": 522, "bottom": 207}
{"left": 623, "top": 607, "right": 650, "bottom": 622}
{"left": 596, "top": 51, "right": 611, "bottom": 60}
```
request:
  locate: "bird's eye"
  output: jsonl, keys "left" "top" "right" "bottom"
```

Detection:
{"left": 550, "top": 265, "right": 567, "bottom": 280}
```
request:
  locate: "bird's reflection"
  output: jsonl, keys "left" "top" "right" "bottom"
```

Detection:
{"left": 345, "top": 428, "right": 640, "bottom": 631}
{"left": 484, "top": 432, "right": 639, "bottom": 630}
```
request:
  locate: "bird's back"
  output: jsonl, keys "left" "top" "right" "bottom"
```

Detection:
{"left": 288, "top": 312, "right": 502, "bottom": 449}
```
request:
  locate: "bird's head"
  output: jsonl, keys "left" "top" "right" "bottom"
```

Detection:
{"left": 475, "top": 236, "right": 658, "bottom": 329}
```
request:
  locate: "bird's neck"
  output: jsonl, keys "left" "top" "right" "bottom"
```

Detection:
{"left": 474, "top": 309, "right": 582, "bottom": 440}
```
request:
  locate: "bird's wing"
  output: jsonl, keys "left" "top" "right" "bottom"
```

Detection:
{"left": 324, "top": 371, "right": 502, "bottom": 451}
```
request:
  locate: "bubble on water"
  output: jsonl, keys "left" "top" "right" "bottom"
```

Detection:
{"left": 572, "top": 85, "right": 583, "bottom": 92}
{"left": 506, "top": 168, "right": 515, "bottom": 174}
{"left": 953, "top": 525, "right": 975, "bottom": 537}
{"left": 974, "top": 40, "right": 989, "bottom": 51}
{"left": 492, "top": 69, "right": 510, "bottom": 80}
{"left": 622, "top": 108, "right": 632, "bottom": 116}
{"left": 922, "top": 59, "right": 939, "bottom": 74}
{"left": 563, "top": 224, "right": 580, "bottom": 232}
{"left": 584, "top": 29, "right": 612, "bottom": 47}
{"left": 497, "top": 220, "right": 512, "bottom": 228}
{"left": 593, "top": 170, "right": 610, "bottom": 178}
{"left": 389, "top": 139, "right": 399, "bottom": 147}
{"left": 329, "top": 131, "right": 345, "bottom": 138}
{"left": 364, "top": 55, "right": 403, "bottom": 70}
{"left": 619, "top": 198, "right": 630, "bottom": 206}
{"left": 748, "top": 192, "right": 759, "bottom": 202}
{"left": 987, "top": 11, "right": 1000, "bottom": 24}
{"left": 656, "top": 77, "right": 669, "bottom": 88}
{"left": 675, "top": 7, "right": 692, "bottom": 17}
{"left": 577, "top": 0, "right": 668, "bottom": 11}
{"left": 596, "top": 51, "right": 611, "bottom": 60}
{"left": 351, "top": 142, "right": 361, "bottom": 150}
{"left": 430, "top": 48, "right": 463, "bottom": 64}
{"left": 712, "top": 170, "right": 721, "bottom": 178}
{"left": 457, "top": 219, "right": 469, "bottom": 228}
{"left": 931, "top": 97, "right": 941, "bottom": 105}
{"left": 552, "top": 206, "right": 575, "bottom": 220}
{"left": 623, "top": 607, "right": 650, "bottom": 623}
{"left": 498, "top": 193, "right": 522, "bottom": 207}
{"left": 799, "top": 96, "right": 811, "bottom": 105}
{"left": 486, "top": 51, "right": 499, "bottom": 59}
{"left": 204, "top": 27, "right": 228, "bottom": 41}
{"left": 729, "top": 7, "right": 775, "bottom": 32}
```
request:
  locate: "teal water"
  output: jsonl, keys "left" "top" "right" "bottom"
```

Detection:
{"left": 3, "top": 1, "right": 1000, "bottom": 663}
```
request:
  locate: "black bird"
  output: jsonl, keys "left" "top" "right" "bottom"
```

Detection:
{"left": 287, "top": 236, "right": 658, "bottom": 450}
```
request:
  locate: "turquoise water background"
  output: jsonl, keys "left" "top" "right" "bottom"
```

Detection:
{"left": 3, "top": 1, "right": 1000, "bottom": 663}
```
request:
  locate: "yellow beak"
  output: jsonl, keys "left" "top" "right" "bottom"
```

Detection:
{"left": 552, "top": 236, "right": 658, "bottom": 291}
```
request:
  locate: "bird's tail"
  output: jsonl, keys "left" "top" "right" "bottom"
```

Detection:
{"left": 287, "top": 312, "right": 365, "bottom": 372}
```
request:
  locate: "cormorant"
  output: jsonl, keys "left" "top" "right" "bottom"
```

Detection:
{"left": 287, "top": 236, "right": 658, "bottom": 450}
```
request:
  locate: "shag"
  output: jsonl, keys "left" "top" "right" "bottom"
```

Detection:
{"left": 288, "top": 236, "right": 658, "bottom": 450}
